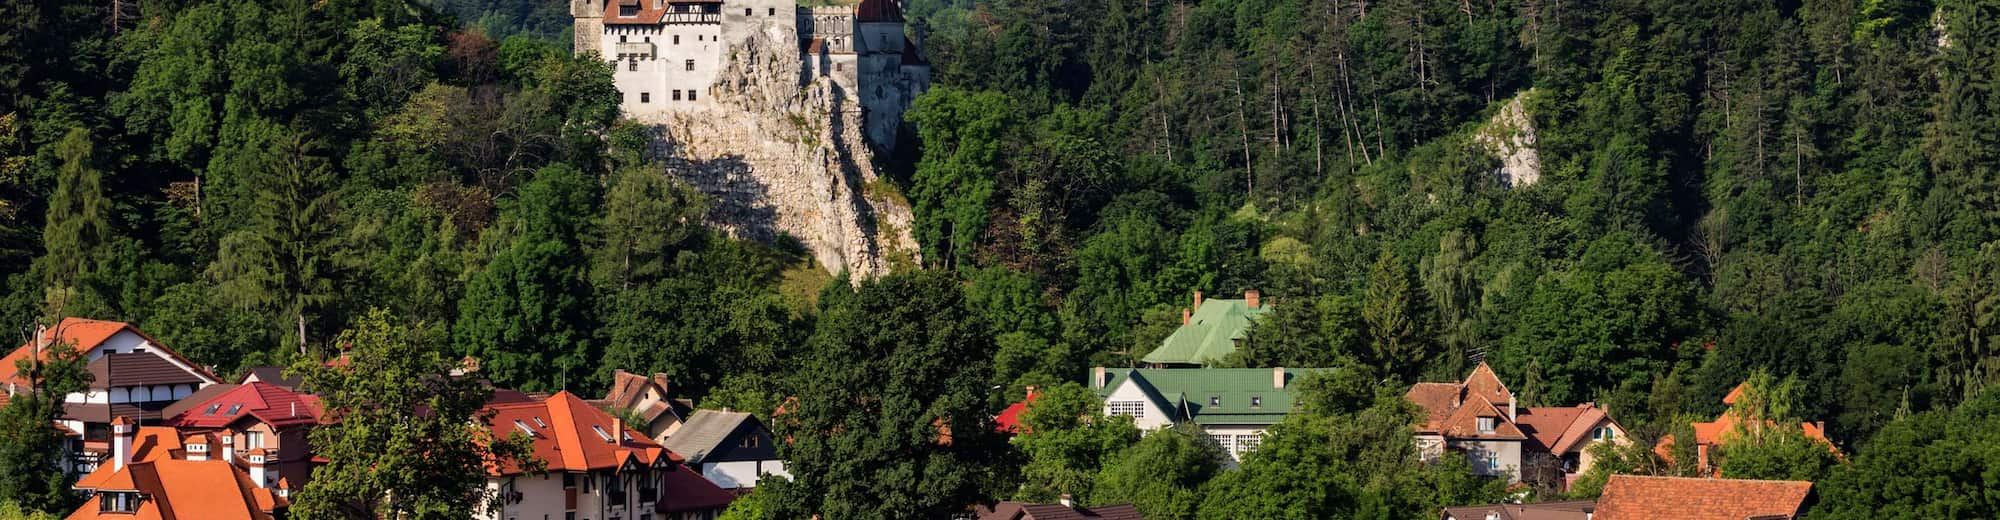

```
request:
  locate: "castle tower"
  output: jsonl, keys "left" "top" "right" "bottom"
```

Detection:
{"left": 572, "top": 0, "right": 605, "bottom": 56}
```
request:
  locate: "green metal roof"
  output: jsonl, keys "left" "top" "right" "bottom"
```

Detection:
{"left": 1141, "top": 299, "right": 1271, "bottom": 365}
{"left": 1094, "top": 368, "right": 1330, "bottom": 426}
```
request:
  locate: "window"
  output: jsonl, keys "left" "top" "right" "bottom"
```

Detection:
{"left": 591, "top": 425, "right": 615, "bottom": 442}
{"left": 246, "top": 431, "right": 265, "bottom": 449}
{"left": 618, "top": 5, "right": 638, "bottom": 16}
{"left": 744, "top": 8, "right": 752, "bottom": 15}
{"left": 643, "top": 36, "right": 650, "bottom": 42}
{"left": 742, "top": 435, "right": 760, "bottom": 448}
{"left": 629, "top": 61, "right": 638, "bottom": 71}
{"left": 227, "top": 403, "right": 244, "bottom": 415}
{"left": 204, "top": 403, "right": 222, "bottom": 415}
{"left": 687, "top": 90, "right": 697, "bottom": 101}
{"left": 673, "top": 35, "right": 680, "bottom": 45}
{"left": 1476, "top": 417, "right": 1496, "bottom": 434}
{"left": 768, "top": 7, "right": 776, "bottom": 15}
{"left": 1487, "top": 454, "right": 1501, "bottom": 471}
{"left": 620, "top": 35, "right": 627, "bottom": 42}
{"left": 1593, "top": 426, "right": 1615, "bottom": 441}
{"left": 1250, "top": 395, "right": 1263, "bottom": 408}
{"left": 685, "top": 59, "right": 695, "bottom": 71}
{"left": 515, "top": 420, "right": 539, "bottom": 437}
{"left": 533, "top": 417, "right": 547, "bottom": 428}
{"left": 1107, "top": 400, "right": 1145, "bottom": 419}
{"left": 1235, "top": 434, "right": 1262, "bottom": 454}
{"left": 1209, "top": 395, "right": 1220, "bottom": 406}
{"left": 563, "top": 473, "right": 576, "bottom": 489}
{"left": 99, "top": 492, "right": 138, "bottom": 513}
{"left": 672, "top": 90, "right": 682, "bottom": 101}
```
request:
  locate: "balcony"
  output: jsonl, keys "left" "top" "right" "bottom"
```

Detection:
{"left": 660, "top": 12, "right": 720, "bottom": 24}
{"left": 615, "top": 42, "right": 655, "bottom": 58}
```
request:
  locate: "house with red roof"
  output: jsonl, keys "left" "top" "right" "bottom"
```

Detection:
{"left": 478, "top": 391, "right": 735, "bottom": 520}
{"left": 1594, "top": 475, "right": 1813, "bottom": 519}
{"left": 164, "top": 381, "right": 325, "bottom": 489}
{"left": 588, "top": 369, "right": 694, "bottom": 442}
{"left": 0, "top": 319, "right": 222, "bottom": 473}
{"left": 994, "top": 386, "right": 1041, "bottom": 434}
{"left": 1653, "top": 382, "right": 1837, "bottom": 477}
{"left": 65, "top": 417, "right": 289, "bottom": 520}
{"left": 1405, "top": 363, "right": 1630, "bottom": 486}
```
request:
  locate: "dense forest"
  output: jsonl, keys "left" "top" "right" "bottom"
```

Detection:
{"left": 2, "top": 0, "right": 2000, "bottom": 517}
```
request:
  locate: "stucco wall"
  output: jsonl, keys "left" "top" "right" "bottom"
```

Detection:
{"left": 1450, "top": 439, "right": 1524, "bottom": 483}
{"left": 1103, "top": 379, "right": 1174, "bottom": 430}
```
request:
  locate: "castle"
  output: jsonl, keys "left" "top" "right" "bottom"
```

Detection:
{"left": 571, "top": 0, "right": 930, "bottom": 150}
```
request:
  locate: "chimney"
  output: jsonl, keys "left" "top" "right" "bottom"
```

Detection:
{"left": 1059, "top": 494, "right": 1074, "bottom": 508}
{"left": 1508, "top": 394, "right": 1518, "bottom": 422}
{"left": 247, "top": 449, "right": 268, "bottom": 488}
{"left": 1193, "top": 290, "right": 1204, "bottom": 311}
{"left": 1091, "top": 367, "right": 1106, "bottom": 390}
{"left": 1273, "top": 367, "right": 1286, "bottom": 389}
{"left": 1696, "top": 444, "right": 1710, "bottom": 474}
{"left": 653, "top": 372, "right": 672, "bottom": 395}
{"left": 1024, "top": 385, "right": 1038, "bottom": 399}
{"left": 1181, "top": 308, "right": 1191, "bottom": 325}
{"left": 612, "top": 418, "right": 625, "bottom": 444}
{"left": 111, "top": 416, "right": 134, "bottom": 472}
{"left": 221, "top": 434, "right": 235, "bottom": 463}
{"left": 187, "top": 436, "right": 209, "bottom": 461}
{"left": 1245, "top": 289, "right": 1261, "bottom": 309}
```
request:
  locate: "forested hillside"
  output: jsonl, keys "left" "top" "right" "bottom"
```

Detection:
{"left": 0, "top": 0, "right": 1998, "bottom": 517}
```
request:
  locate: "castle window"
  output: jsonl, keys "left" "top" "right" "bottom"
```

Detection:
{"left": 643, "top": 36, "right": 650, "bottom": 42}
{"left": 744, "top": 8, "right": 752, "bottom": 15}
{"left": 688, "top": 90, "right": 697, "bottom": 101}
{"left": 685, "top": 59, "right": 695, "bottom": 71}
{"left": 638, "top": 91, "right": 649, "bottom": 103}
{"left": 673, "top": 35, "right": 680, "bottom": 44}
{"left": 672, "top": 90, "right": 682, "bottom": 101}
{"left": 628, "top": 60, "right": 637, "bottom": 71}
{"left": 620, "top": 35, "right": 627, "bottom": 43}
{"left": 768, "top": 7, "right": 776, "bottom": 15}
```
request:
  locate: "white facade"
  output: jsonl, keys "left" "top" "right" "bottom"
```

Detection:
{"left": 1100, "top": 378, "right": 1271, "bottom": 466}
{"left": 697, "top": 459, "right": 789, "bottom": 489}
{"left": 573, "top": 0, "right": 929, "bottom": 149}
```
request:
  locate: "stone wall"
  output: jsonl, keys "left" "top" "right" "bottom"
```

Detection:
{"left": 648, "top": 30, "right": 919, "bottom": 278}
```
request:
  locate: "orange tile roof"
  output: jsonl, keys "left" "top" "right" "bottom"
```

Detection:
{"left": 1513, "top": 403, "right": 1618, "bottom": 454}
{"left": 1439, "top": 395, "right": 1527, "bottom": 440}
{"left": 484, "top": 391, "right": 675, "bottom": 475}
{"left": 1404, "top": 363, "right": 1525, "bottom": 439}
{"left": 1595, "top": 475, "right": 1811, "bottom": 520}
{"left": 1, "top": 318, "right": 216, "bottom": 390}
{"left": 1653, "top": 381, "right": 1838, "bottom": 473}
{"left": 1405, "top": 382, "right": 1462, "bottom": 431}
{"left": 70, "top": 427, "right": 284, "bottom": 520}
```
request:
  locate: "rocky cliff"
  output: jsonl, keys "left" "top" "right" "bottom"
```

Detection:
{"left": 643, "top": 28, "right": 919, "bottom": 278}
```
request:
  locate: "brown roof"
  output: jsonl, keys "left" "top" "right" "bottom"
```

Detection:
{"left": 855, "top": 0, "right": 903, "bottom": 22}
{"left": 161, "top": 384, "right": 241, "bottom": 421}
{"left": 977, "top": 502, "right": 1145, "bottom": 520}
{"left": 90, "top": 353, "right": 212, "bottom": 389}
{"left": 1463, "top": 362, "right": 1513, "bottom": 405}
{"left": 1439, "top": 396, "right": 1527, "bottom": 440}
{"left": 1406, "top": 382, "right": 1461, "bottom": 431}
{"left": 1443, "top": 500, "right": 1595, "bottom": 520}
{"left": 1, "top": 319, "right": 217, "bottom": 391}
{"left": 1513, "top": 403, "right": 1618, "bottom": 454}
{"left": 1595, "top": 476, "right": 1811, "bottom": 520}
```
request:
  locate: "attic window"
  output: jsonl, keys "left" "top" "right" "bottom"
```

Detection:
{"left": 1209, "top": 396, "right": 1220, "bottom": 406}
{"left": 1250, "top": 395, "right": 1262, "bottom": 408}
{"left": 592, "top": 425, "right": 615, "bottom": 442}
{"left": 1477, "top": 417, "right": 1496, "bottom": 434}
{"left": 1593, "top": 427, "right": 1615, "bottom": 441}
{"left": 226, "top": 404, "right": 243, "bottom": 415}
{"left": 98, "top": 491, "right": 139, "bottom": 513}
{"left": 204, "top": 403, "right": 222, "bottom": 415}
{"left": 514, "top": 420, "right": 538, "bottom": 438}
{"left": 532, "top": 417, "right": 547, "bottom": 428}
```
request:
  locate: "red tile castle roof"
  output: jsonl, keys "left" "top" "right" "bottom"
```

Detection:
{"left": 856, "top": 0, "right": 903, "bottom": 22}
{"left": 1595, "top": 475, "right": 1811, "bottom": 520}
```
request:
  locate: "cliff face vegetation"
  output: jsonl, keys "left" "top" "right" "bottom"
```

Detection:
{"left": 649, "top": 31, "right": 919, "bottom": 278}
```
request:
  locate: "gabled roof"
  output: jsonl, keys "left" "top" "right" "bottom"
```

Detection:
{"left": 654, "top": 464, "right": 737, "bottom": 513}
{"left": 995, "top": 389, "right": 1040, "bottom": 433}
{"left": 1443, "top": 500, "right": 1595, "bottom": 520}
{"left": 1094, "top": 368, "right": 1328, "bottom": 426}
{"left": 1438, "top": 395, "right": 1527, "bottom": 440}
{"left": 484, "top": 391, "right": 671, "bottom": 475}
{"left": 238, "top": 366, "right": 302, "bottom": 389}
{"left": 70, "top": 426, "right": 285, "bottom": 520}
{"left": 1595, "top": 475, "right": 1811, "bottom": 520}
{"left": 1141, "top": 297, "right": 1272, "bottom": 365}
{"left": 1513, "top": 403, "right": 1618, "bottom": 454}
{"left": 662, "top": 410, "right": 755, "bottom": 464}
{"left": 87, "top": 353, "right": 211, "bottom": 389}
{"left": 593, "top": 370, "right": 687, "bottom": 431}
{"left": 976, "top": 501, "right": 1146, "bottom": 520}
{"left": 166, "top": 382, "right": 323, "bottom": 429}
{"left": 0, "top": 318, "right": 217, "bottom": 391}
{"left": 1462, "top": 362, "right": 1514, "bottom": 405}
{"left": 162, "top": 384, "right": 241, "bottom": 421}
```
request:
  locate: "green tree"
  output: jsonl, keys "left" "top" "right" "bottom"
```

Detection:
{"left": 1713, "top": 425, "right": 1839, "bottom": 482}
{"left": 1011, "top": 382, "right": 1140, "bottom": 502}
{"left": 761, "top": 271, "right": 1004, "bottom": 520}
{"left": 34, "top": 128, "right": 115, "bottom": 317}
{"left": 206, "top": 132, "right": 345, "bottom": 354}
{"left": 454, "top": 163, "right": 598, "bottom": 392}
{"left": 289, "top": 309, "right": 539, "bottom": 519}
{"left": 1362, "top": 251, "right": 1426, "bottom": 380}
{"left": 1091, "top": 426, "right": 1223, "bottom": 520}
{"left": 0, "top": 331, "right": 90, "bottom": 513}
{"left": 1812, "top": 388, "right": 2000, "bottom": 518}
{"left": 907, "top": 87, "right": 1015, "bottom": 268}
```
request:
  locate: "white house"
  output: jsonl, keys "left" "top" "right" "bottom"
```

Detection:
{"left": 1089, "top": 367, "right": 1328, "bottom": 465}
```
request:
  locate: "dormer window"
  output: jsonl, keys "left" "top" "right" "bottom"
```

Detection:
{"left": 1250, "top": 395, "right": 1262, "bottom": 408}
{"left": 1477, "top": 417, "right": 1496, "bottom": 434}
{"left": 514, "top": 420, "right": 539, "bottom": 438}
{"left": 1209, "top": 395, "right": 1220, "bottom": 406}
{"left": 592, "top": 425, "right": 615, "bottom": 442}
{"left": 99, "top": 491, "right": 140, "bottom": 513}
{"left": 203, "top": 403, "right": 222, "bottom": 415}
{"left": 189, "top": 443, "right": 208, "bottom": 453}
{"left": 226, "top": 403, "right": 243, "bottom": 415}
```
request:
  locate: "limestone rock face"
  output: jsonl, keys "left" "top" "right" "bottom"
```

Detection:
{"left": 1476, "top": 92, "right": 1542, "bottom": 188}
{"left": 643, "top": 29, "right": 919, "bottom": 278}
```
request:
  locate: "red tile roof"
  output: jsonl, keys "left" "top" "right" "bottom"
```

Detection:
{"left": 70, "top": 427, "right": 286, "bottom": 520}
{"left": 483, "top": 391, "right": 675, "bottom": 475}
{"left": 995, "top": 388, "right": 1040, "bottom": 433}
{"left": 166, "top": 382, "right": 323, "bottom": 429}
{"left": 1595, "top": 475, "right": 1811, "bottom": 520}
{"left": 1438, "top": 395, "right": 1527, "bottom": 440}
{"left": 1404, "top": 363, "right": 1526, "bottom": 440}
{"left": 1653, "top": 382, "right": 1838, "bottom": 474}
{"left": 977, "top": 501, "right": 1146, "bottom": 520}
{"left": 1513, "top": 403, "right": 1619, "bottom": 455}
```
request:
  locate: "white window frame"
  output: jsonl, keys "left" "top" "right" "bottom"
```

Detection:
{"left": 1476, "top": 417, "right": 1496, "bottom": 434}
{"left": 1106, "top": 400, "right": 1145, "bottom": 419}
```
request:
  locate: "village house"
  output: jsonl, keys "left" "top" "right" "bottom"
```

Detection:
{"left": 662, "top": 409, "right": 788, "bottom": 490}
{"left": 1593, "top": 475, "right": 1813, "bottom": 519}
{"left": 478, "top": 391, "right": 735, "bottom": 520}
{"left": 1089, "top": 366, "right": 1326, "bottom": 464}
{"left": 66, "top": 417, "right": 289, "bottom": 520}
{"left": 1141, "top": 290, "right": 1271, "bottom": 367}
{"left": 591, "top": 369, "right": 695, "bottom": 442}
{"left": 163, "top": 380, "right": 325, "bottom": 489}
{"left": 994, "top": 385, "right": 1041, "bottom": 434}
{"left": 1405, "top": 363, "right": 1630, "bottom": 486}
{"left": 0, "top": 318, "right": 221, "bottom": 474}
{"left": 1653, "top": 382, "right": 1837, "bottom": 477}
{"left": 570, "top": 0, "right": 929, "bottom": 148}
{"left": 976, "top": 497, "right": 1146, "bottom": 520}
{"left": 1440, "top": 500, "right": 1595, "bottom": 520}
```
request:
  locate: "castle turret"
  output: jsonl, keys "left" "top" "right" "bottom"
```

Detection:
{"left": 572, "top": 0, "right": 605, "bottom": 56}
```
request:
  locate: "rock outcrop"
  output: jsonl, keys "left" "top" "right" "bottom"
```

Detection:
{"left": 643, "top": 28, "right": 919, "bottom": 278}
{"left": 1475, "top": 92, "right": 1542, "bottom": 188}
